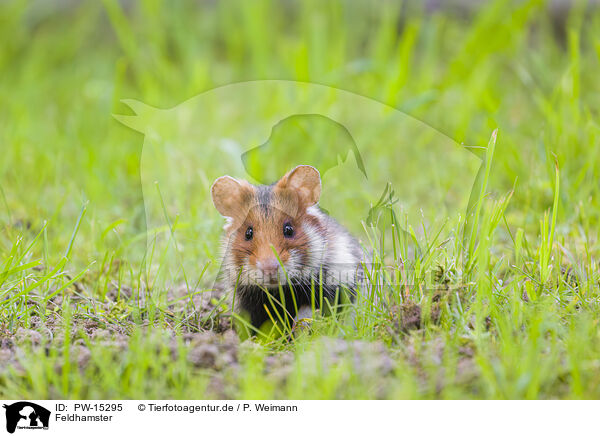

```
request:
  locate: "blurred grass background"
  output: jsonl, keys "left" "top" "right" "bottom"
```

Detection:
{"left": 1, "top": 0, "right": 600, "bottom": 399}
{"left": 2, "top": 0, "right": 599, "bottom": 263}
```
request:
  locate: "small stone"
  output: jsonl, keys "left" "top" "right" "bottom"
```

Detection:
{"left": 1, "top": 337, "right": 14, "bottom": 349}
{"left": 90, "top": 329, "right": 111, "bottom": 341}
{"left": 70, "top": 345, "right": 91, "bottom": 367}
{"left": 14, "top": 328, "right": 43, "bottom": 346}
{"left": 0, "top": 348, "right": 13, "bottom": 362}
{"left": 188, "top": 343, "right": 219, "bottom": 368}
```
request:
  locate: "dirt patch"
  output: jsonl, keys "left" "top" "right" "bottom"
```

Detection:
{"left": 183, "top": 330, "right": 239, "bottom": 370}
{"left": 390, "top": 302, "right": 442, "bottom": 333}
{"left": 14, "top": 328, "right": 44, "bottom": 346}
{"left": 0, "top": 277, "right": 468, "bottom": 399}
{"left": 254, "top": 337, "right": 396, "bottom": 398}
{"left": 402, "top": 336, "right": 478, "bottom": 394}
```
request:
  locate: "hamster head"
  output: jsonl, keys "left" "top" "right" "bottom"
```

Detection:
{"left": 211, "top": 165, "right": 326, "bottom": 288}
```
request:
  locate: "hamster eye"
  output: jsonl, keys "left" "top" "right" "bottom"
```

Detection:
{"left": 245, "top": 226, "right": 253, "bottom": 241}
{"left": 283, "top": 223, "right": 294, "bottom": 238}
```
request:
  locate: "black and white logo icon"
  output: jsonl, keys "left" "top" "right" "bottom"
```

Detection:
{"left": 3, "top": 402, "right": 50, "bottom": 434}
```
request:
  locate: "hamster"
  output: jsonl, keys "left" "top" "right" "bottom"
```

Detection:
{"left": 211, "top": 165, "right": 364, "bottom": 330}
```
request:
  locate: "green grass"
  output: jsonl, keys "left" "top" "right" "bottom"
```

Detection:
{"left": 1, "top": 0, "right": 600, "bottom": 399}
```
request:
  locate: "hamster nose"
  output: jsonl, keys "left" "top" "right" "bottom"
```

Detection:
{"left": 258, "top": 258, "right": 279, "bottom": 275}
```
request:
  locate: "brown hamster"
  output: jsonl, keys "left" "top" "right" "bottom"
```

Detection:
{"left": 211, "top": 165, "right": 363, "bottom": 329}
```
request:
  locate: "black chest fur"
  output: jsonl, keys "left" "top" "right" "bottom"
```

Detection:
{"left": 236, "top": 276, "right": 356, "bottom": 329}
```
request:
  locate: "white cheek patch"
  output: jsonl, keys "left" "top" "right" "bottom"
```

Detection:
{"left": 328, "top": 232, "right": 356, "bottom": 266}
{"left": 284, "top": 249, "right": 302, "bottom": 281}
{"left": 240, "top": 259, "right": 254, "bottom": 286}
{"left": 303, "top": 223, "right": 327, "bottom": 271}
{"left": 327, "top": 232, "right": 359, "bottom": 287}
{"left": 220, "top": 233, "right": 238, "bottom": 286}
{"left": 306, "top": 205, "right": 322, "bottom": 218}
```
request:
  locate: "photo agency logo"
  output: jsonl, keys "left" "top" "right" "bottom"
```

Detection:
{"left": 114, "top": 80, "right": 490, "bottom": 317}
{"left": 3, "top": 402, "right": 50, "bottom": 433}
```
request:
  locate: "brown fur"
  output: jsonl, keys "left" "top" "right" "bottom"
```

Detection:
{"left": 212, "top": 165, "right": 325, "bottom": 271}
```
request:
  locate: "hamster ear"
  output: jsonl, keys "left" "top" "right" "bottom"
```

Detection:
{"left": 277, "top": 165, "right": 321, "bottom": 207}
{"left": 211, "top": 176, "right": 252, "bottom": 218}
